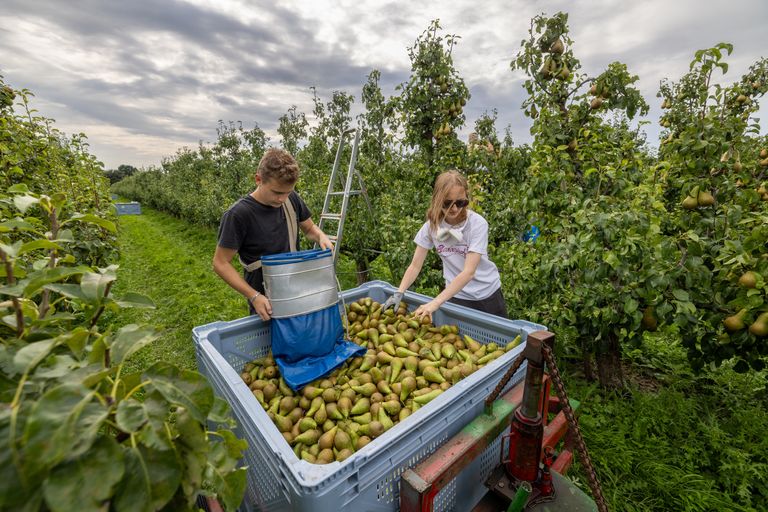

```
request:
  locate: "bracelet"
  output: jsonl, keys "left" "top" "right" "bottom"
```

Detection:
{"left": 249, "top": 292, "right": 261, "bottom": 303}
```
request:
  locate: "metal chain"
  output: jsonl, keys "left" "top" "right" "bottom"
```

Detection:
{"left": 484, "top": 351, "right": 527, "bottom": 412}
{"left": 542, "top": 344, "right": 609, "bottom": 512}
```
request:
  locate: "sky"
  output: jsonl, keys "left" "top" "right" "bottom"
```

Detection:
{"left": 1, "top": 0, "right": 766, "bottom": 170}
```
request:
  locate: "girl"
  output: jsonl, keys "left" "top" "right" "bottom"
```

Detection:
{"left": 382, "top": 170, "right": 507, "bottom": 318}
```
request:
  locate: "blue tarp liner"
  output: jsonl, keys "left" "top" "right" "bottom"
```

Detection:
{"left": 272, "top": 304, "right": 365, "bottom": 390}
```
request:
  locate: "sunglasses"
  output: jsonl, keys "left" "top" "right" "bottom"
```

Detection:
{"left": 442, "top": 199, "right": 469, "bottom": 209}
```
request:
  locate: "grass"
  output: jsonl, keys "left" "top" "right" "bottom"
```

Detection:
{"left": 108, "top": 204, "right": 768, "bottom": 511}
{"left": 107, "top": 208, "right": 245, "bottom": 374}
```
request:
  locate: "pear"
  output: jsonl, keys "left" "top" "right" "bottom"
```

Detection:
{"left": 287, "top": 407, "right": 303, "bottom": 425}
{"left": 681, "top": 196, "right": 698, "bottom": 210}
{"left": 352, "top": 382, "right": 377, "bottom": 397}
{"left": 279, "top": 396, "right": 297, "bottom": 416}
{"left": 404, "top": 355, "right": 419, "bottom": 373}
{"left": 306, "top": 396, "right": 323, "bottom": 418}
{"left": 390, "top": 357, "right": 404, "bottom": 383}
{"left": 590, "top": 97, "right": 603, "bottom": 109}
{"left": 548, "top": 38, "right": 564, "bottom": 54}
{"left": 382, "top": 400, "right": 402, "bottom": 416}
{"left": 748, "top": 312, "right": 768, "bottom": 337}
{"left": 723, "top": 309, "right": 748, "bottom": 332}
{"left": 352, "top": 412, "right": 372, "bottom": 425}
{"left": 336, "top": 448, "right": 354, "bottom": 462}
{"left": 377, "top": 379, "right": 392, "bottom": 395}
{"left": 299, "top": 417, "right": 317, "bottom": 433}
{"left": 423, "top": 366, "right": 446, "bottom": 384}
{"left": 325, "top": 402, "right": 344, "bottom": 421}
{"left": 641, "top": 307, "right": 658, "bottom": 331}
{"left": 334, "top": 430, "right": 354, "bottom": 452}
{"left": 314, "top": 404, "right": 328, "bottom": 424}
{"left": 738, "top": 271, "right": 758, "bottom": 289}
{"left": 262, "top": 382, "right": 277, "bottom": 402}
{"left": 316, "top": 448, "right": 335, "bottom": 464}
{"left": 463, "top": 335, "right": 482, "bottom": 352}
{"left": 400, "top": 376, "right": 417, "bottom": 402}
{"left": 274, "top": 414, "right": 293, "bottom": 433}
{"left": 321, "top": 387, "right": 339, "bottom": 403}
{"left": 292, "top": 429, "right": 320, "bottom": 446}
{"left": 378, "top": 406, "right": 394, "bottom": 431}
{"left": 337, "top": 396, "right": 352, "bottom": 418}
{"left": 350, "top": 397, "right": 371, "bottom": 416}
{"left": 356, "top": 436, "right": 372, "bottom": 450}
{"left": 697, "top": 190, "right": 715, "bottom": 207}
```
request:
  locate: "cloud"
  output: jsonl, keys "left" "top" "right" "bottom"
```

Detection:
{"left": 0, "top": 0, "right": 766, "bottom": 168}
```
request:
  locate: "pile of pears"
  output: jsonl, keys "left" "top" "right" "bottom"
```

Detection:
{"left": 681, "top": 185, "right": 715, "bottom": 210}
{"left": 240, "top": 297, "right": 523, "bottom": 465}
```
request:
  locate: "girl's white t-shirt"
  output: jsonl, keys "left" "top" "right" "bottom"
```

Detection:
{"left": 413, "top": 210, "right": 501, "bottom": 300}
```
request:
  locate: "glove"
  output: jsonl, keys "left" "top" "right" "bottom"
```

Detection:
{"left": 382, "top": 291, "right": 404, "bottom": 311}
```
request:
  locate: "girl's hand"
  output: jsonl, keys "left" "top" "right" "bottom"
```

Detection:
{"left": 414, "top": 301, "right": 439, "bottom": 321}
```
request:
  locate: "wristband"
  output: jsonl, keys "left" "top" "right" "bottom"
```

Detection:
{"left": 249, "top": 291, "right": 261, "bottom": 303}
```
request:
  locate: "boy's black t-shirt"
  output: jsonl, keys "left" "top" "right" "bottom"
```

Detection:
{"left": 217, "top": 192, "right": 311, "bottom": 292}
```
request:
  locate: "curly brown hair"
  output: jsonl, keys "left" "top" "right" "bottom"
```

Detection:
{"left": 257, "top": 148, "right": 299, "bottom": 184}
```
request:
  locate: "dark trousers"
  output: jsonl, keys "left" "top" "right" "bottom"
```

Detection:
{"left": 448, "top": 287, "right": 508, "bottom": 318}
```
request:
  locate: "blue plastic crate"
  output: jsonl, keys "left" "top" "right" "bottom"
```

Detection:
{"left": 115, "top": 202, "right": 141, "bottom": 215}
{"left": 193, "top": 280, "right": 545, "bottom": 512}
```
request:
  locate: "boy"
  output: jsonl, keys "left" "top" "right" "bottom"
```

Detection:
{"left": 213, "top": 148, "right": 333, "bottom": 320}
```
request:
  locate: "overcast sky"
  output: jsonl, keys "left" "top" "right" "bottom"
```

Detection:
{"left": 1, "top": 0, "right": 766, "bottom": 170}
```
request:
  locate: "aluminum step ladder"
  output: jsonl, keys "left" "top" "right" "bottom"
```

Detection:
{"left": 316, "top": 127, "right": 372, "bottom": 265}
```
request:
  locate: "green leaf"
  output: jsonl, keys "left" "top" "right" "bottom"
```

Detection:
{"left": 602, "top": 251, "right": 619, "bottom": 269}
{"left": 144, "top": 362, "right": 214, "bottom": 424}
{"left": 22, "top": 384, "right": 107, "bottom": 475}
{"left": 672, "top": 289, "right": 690, "bottom": 301}
{"left": 22, "top": 266, "right": 90, "bottom": 297}
{"left": 116, "top": 399, "right": 149, "bottom": 433}
{"left": 62, "top": 327, "right": 91, "bottom": 355}
{"left": 0, "top": 218, "right": 36, "bottom": 232}
{"left": 114, "top": 292, "right": 156, "bottom": 309}
{"left": 176, "top": 407, "right": 208, "bottom": 452}
{"left": 14, "top": 338, "right": 58, "bottom": 373}
{"left": 62, "top": 365, "right": 114, "bottom": 388}
{"left": 42, "top": 437, "right": 125, "bottom": 512}
{"left": 110, "top": 324, "right": 160, "bottom": 364}
{"left": 13, "top": 194, "right": 38, "bottom": 214}
{"left": 8, "top": 183, "right": 30, "bottom": 193}
{"left": 0, "top": 241, "right": 22, "bottom": 258}
{"left": 63, "top": 213, "right": 116, "bottom": 233}
{"left": 113, "top": 445, "right": 182, "bottom": 512}
{"left": 80, "top": 269, "right": 117, "bottom": 302}
{"left": 623, "top": 298, "right": 639, "bottom": 314}
{"left": 19, "top": 239, "right": 62, "bottom": 255}
{"left": 208, "top": 397, "right": 232, "bottom": 424}
{"left": 43, "top": 283, "right": 88, "bottom": 301}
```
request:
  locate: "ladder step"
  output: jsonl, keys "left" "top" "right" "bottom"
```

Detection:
{"left": 321, "top": 213, "right": 342, "bottom": 221}
{"left": 329, "top": 190, "right": 362, "bottom": 196}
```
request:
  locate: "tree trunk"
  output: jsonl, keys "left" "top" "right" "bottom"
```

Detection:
{"left": 355, "top": 256, "right": 370, "bottom": 286}
{"left": 581, "top": 351, "right": 595, "bottom": 382}
{"left": 595, "top": 332, "right": 624, "bottom": 388}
